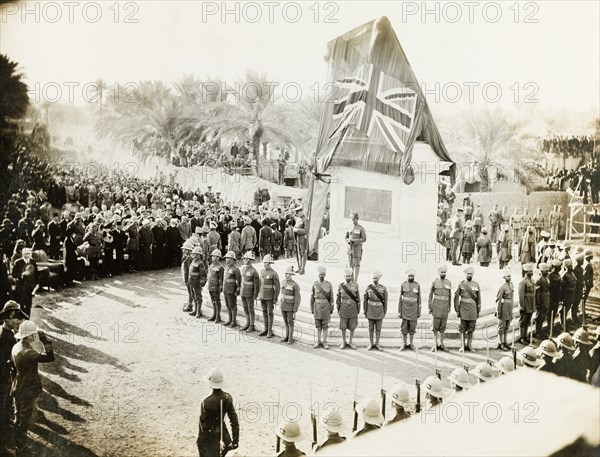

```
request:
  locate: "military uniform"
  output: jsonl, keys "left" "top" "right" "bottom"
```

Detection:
{"left": 336, "top": 278, "right": 360, "bottom": 348}
{"left": 496, "top": 280, "right": 514, "bottom": 349}
{"left": 223, "top": 264, "right": 242, "bottom": 327}
{"left": 582, "top": 257, "right": 594, "bottom": 321}
{"left": 535, "top": 271, "right": 550, "bottom": 336}
{"left": 429, "top": 277, "right": 451, "bottom": 336}
{"left": 189, "top": 257, "right": 208, "bottom": 318}
{"left": 572, "top": 260, "right": 584, "bottom": 327}
{"left": 399, "top": 281, "right": 421, "bottom": 336}
{"left": 363, "top": 280, "right": 388, "bottom": 350}
{"left": 240, "top": 264, "right": 259, "bottom": 332}
{"left": 454, "top": 276, "right": 481, "bottom": 350}
{"left": 279, "top": 274, "right": 301, "bottom": 343}
{"left": 386, "top": 409, "right": 411, "bottom": 425}
{"left": 518, "top": 272, "right": 536, "bottom": 342}
{"left": 548, "top": 265, "right": 562, "bottom": 333}
{"left": 294, "top": 213, "right": 308, "bottom": 274}
{"left": 258, "top": 268, "right": 280, "bottom": 337}
{"left": 207, "top": 260, "right": 224, "bottom": 323}
{"left": 560, "top": 267, "right": 577, "bottom": 330}
{"left": 312, "top": 436, "right": 346, "bottom": 452}
{"left": 182, "top": 253, "right": 194, "bottom": 311}
{"left": 310, "top": 278, "right": 333, "bottom": 348}
{"left": 197, "top": 390, "right": 239, "bottom": 457}
{"left": 346, "top": 223, "right": 366, "bottom": 269}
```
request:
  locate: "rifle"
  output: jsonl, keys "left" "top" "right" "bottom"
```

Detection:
{"left": 415, "top": 379, "right": 421, "bottom": 414}
{"left": 352, "top": 366, "right": 359, "bottom": 432}
{"left": 435, "top": 369, "right": 441, "bottom": 381}
{"left": 276, "top": 390, "right": 281, "bottom": 453}
{"left": 380, "top": 356, "right": 386, "bottom": 419}
{"left": 512, "top": 347, "right": 518, "bottom": 370}
{"left": 310, "top": 379, "right": 317, "bottom": 449}
{"left": 219, "top": 399, "right": 224, "bottom": 457}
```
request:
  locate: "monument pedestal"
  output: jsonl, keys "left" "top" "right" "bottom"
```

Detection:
{"left": 318, "top": 142, "right": 452, "bottom": 282}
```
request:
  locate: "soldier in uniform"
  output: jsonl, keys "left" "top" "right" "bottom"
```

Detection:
{"left": 310, "top": 266, "right": 333, "bottom": 349}
{"left": 353, "top": 397, "right": 384, "bottom": 437}
{"left": 0, "top": 301, "right": 27, "bottom": 441}
{"left": 472, "top": 204, "right": 483, "bottom": 237}
{"left": 535, "top": 263, "right": 550, "bottom": 338}
{"left": 336, "top": 268, "right": 360, "bottom": 350}
{"left": 207, "top": 249, "right": 224, "bottom": 323}
{"left": 532, "top": 207, "right": 546, "bottom": 241}
{"left": 271, "top": 223, "right": 283, "bottom": 260}
{"left": 448, "top": 367, "right": 471, "bottom": 392}
{"left": 275, "top": 420, "right": 305, "bottom": 457}
{"left": 518, "top": 346, "right": 541, "bottom": 369}
{"left": 228, "top": 221, "right": 241, "bottom": 260}
{"left": 495, "top": 357, "right": 515, "bottom": 376}
{"left": 488, "top": 203, "right": 501, "bottom": 243}
{"left": 572, "top": 327, "right": 593, "bottom": 383}
{"left": 223, "top": 251, "right": 242, "bottom": 328}
{"left": 11, "top": 320, "right": 55, "bottom": 454}
{"left": 554, "top": 332, "right": 576, "bottom": 379}
{"left": 450, "top": 208, "right": 464, "bottom": 266}
{"left": 197, "top": 368, "right": 239, "bottom": 457}
{"left": 537, "top": 339, "right": 560, "bottom": 374}
{"left": 461, "top": 220, "right": 476, "bottom": 264}
{"left": 345, "top": 212, "right": 367, "bottom": 281}
{"left": 423, "top": 375, "right": 446, "bottom": 409}
{"left": 454, "top": 267, "right": 481, "bottom": 352}
{"left": 510, "top": 207, "right": 523, "bottom": 243}
{"left": 386, "top": 384, "right": 413, "bottom": 424}
{"left": 312, "top": 410, "right": 348, "bottom": 452}
{"left": 182, "top": 240, "right": 195, "bottom": 312}
{"left": 582, "top": 250, "right": 594, "bottom": 323}
{"left": 189, "top": 247, "right": 208, "bottom": 319}
{"left": 293, "top": 207, "right": 308, "bottom": 275}
{"left": 497, "top": 224, "right": 512, "bottom": 270}
{"left": 258, "top": 219, "right": 272, "bottom": 260}
{"left": 257, "top": 255, "right": 280, "bottom": 338}
{"left": 399, "top": 268, "right": 420, "bottom": 351}
{"left": 560, "top": 259, "right": 577, "bottom": 331}
{"left": 549, "top": 205, "right": 560, "bottom": 241}
{"left": 363, "top": 271, "right": 388, "bottom": 351}
{"left": 517, "top": 263, "right": 536, "bottom": 344}
{"left": 495, "top": 267, "right": 514, "bottom": 351}
{"left": 239, "top": 252, "right": 259, "bottom": 333}
{"left": 279, "top": 267, "right": 301, "bottom": 344}
{"left": 429, "top": 265, "right": 451, "bottom": 351}
{"left": 548, "top": 259, "right": 562, "bottom": 334}
{"left": 240, "top": 216, "right": 256, "bottom": 255}
{"left": 473, "top": 362, "right": 494, "bottom": 382}
{"left": 283, "top": 219, "right": 295, "bottom": 260}
{"left": 572, "top": 253, "right": 585, "bottom": 328}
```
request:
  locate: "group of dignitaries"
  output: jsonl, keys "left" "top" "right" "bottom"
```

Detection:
{"left": 197, "top": 320, "right": 600, "bottom": 456}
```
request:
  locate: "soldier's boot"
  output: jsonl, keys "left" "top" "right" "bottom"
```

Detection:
{"left": 247, "top": 305, "right": 256, "bottom": 332}
{"left": 240, "top": 309, "right": 249, "bottom": 331}
{"left": 439, "top": 334, "right": 446, "bottom": 351}
{"left": 502, "top": 332, "right": 511, "bottom": 351}
{"left": 224, "top": 308, "right": 232, "bottom": 326}
{"left": 458, "top": 333, "right": 466, "bottom": 353}
{"left": 280, "top": 325, "right": 289, "bottom": 343}
{"left": 214, "top": 303, "right": 222, "bottom": 324}
{"left": 287, "top": 324, "right": 295, "bottom": 344}
{"left": 368, "top": 331, "right": 375, "bottom": 350}
{"left": 400, "top": 334, "right": 409, "bottom": 351}
{"left": 375, "top": 331, "right": 382, "bottom": 351}
{"left": 467, "top": 333, "right": 474, "bottom": 351}
{"left": 194, "top": 299, "right": 203, "bottom": 318}
{"left": 258, "top": 310, "right": 269, "bottom": 336}
{"left": 230, "top": 307, "right": 238, "bottom": 328}
{"left": 207, "top": 304, "right": 216, "bottom": 322}
{"left": 496, "top": 333, "right": 504, "bottom": 350}
{"left": 348, "top": 330, "right": 357, "bottom": 349}
{"left": 314, "top": 329, "right": 322, "bottom": 349}
{"left": 322, "top": 330, "right": 330, "bottom": 350}
{"left": 408, "top": 333, "right": 415, "bottom": 350}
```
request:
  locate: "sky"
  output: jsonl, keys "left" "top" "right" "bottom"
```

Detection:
{"left": 1, "top": 0, "right": 599, "bottom": 116}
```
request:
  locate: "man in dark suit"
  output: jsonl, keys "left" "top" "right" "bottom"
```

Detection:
{"left": 110, "top": 220, "right": 128, "bottom": 275}
{"left": 47, "top": 215, "right": 62, "bottom": 259}
{"left": 138, "top": 219, "right": 154, "bottom": 271}
{"left": 165, "top": 218, "right": 182, "bottom": 267}
{"left": 63, "top": 228, "right": 81, "bottom": 283}
{"left": 11, "top": 249, "right": 38, "bottom": 318}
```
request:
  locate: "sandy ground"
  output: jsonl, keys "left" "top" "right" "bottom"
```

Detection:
{"left": 3, "top": 267, "right": 586, "bottom": 457}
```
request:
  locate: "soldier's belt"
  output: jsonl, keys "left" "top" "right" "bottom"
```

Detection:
{"left": 433, "top": 295, "right": 449, "bottom": 301}
{"left": 225, "top": 279, "right": 237, "bottom": 283}
{"left": 403, "top": 297, "right": 418, "bottom": 302}
{"left": 368, "top": 301, "right": 383, "bottom": 307}
{"left": 242, "top": 281, "right": 254, "bottom": 286}
{"left": 460, "top": 298, "right": 475, "bottom": 303}
{"left": 262, "top": 285, "right": 274, "bottom": 289}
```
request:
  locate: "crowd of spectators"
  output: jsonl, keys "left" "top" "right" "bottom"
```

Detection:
{"left": 542, "top": 135, "right": 596, "bottom": 157}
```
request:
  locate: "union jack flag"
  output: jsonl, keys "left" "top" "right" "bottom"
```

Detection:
{"left": 329, "top": 63, "right": 418, "bottom": 154}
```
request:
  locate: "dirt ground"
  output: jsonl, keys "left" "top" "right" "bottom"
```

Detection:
{"left": 3, "top": 268, "right": 556, "bottom": 457}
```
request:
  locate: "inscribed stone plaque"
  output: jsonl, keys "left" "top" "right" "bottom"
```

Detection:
{"left": 344, "top": 186, "right": 392, "bottom": 224}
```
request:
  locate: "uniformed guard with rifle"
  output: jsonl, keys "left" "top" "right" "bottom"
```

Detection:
{"left": 336, "top": 269, "right": 360, "bottom": 350}
{"left": 239, "top": 252, "right": 259, "bottom": 333}
{"left": 364, "top": 271, "right": 387, "bottom": 351}
{"left": 312, "top": 409, "right": 348, "bottom": 452}
{"left": 275, "top": 420, "right": 306, "bottom": 457}
{"left": 352, "top": 397, "right": 384, "bottom": 437}
{"left": 345, "top": 212, "right": 367, "bottom": 282}
{"left": 197, "top": 368, "right": 239, "bottom": 457}
{"left": 293, "top": 206, "right": 307, "bottom": 275}
{"left": 454, "top": 266, "right": 481, "bottom": 352}
{"left": 429, "top": 265, "right": 451, "bottom": 352}
{"left": 310, "top": 266, "right": 333, "bottom": 349}
{"left": 385, "top": 383, "right": 413, "bottom": 425}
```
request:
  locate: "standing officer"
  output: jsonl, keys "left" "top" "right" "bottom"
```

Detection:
{"left": 189, "top": 247, "right": 208, "bottom": 319}
{"left": 454, "top": 266, "right": 481, "bottom": 352}
{"left": 386, "top": 384, "right": 413, "bottom": 424}
{"left": 364, "top": 271, "right": 388, "bottom": 351}
{"left": 313, "top": 410, "right": 348, "bottom": 451}
{"left": 310, "top": 266, "right": 333, "bottom": 349}
{"left": 336, "top": 268, "right": 360, "bottom": 350}
{"left": 548, "top": 259, "right": 562, "bottom": 334}
{"left": 279, "top": 266, "right": 301, "bottom": 345}
{"left": 518, "top": 263, "right": 536, "bottom": 344}
{"left": 207, "top": 249, "right": 224, "bottom": 323}
{"left": 399, "top": 268, "right": 420, "bottom": 351}
{"left": 429, "top": 265, "right": 451, "bottom": 351}
{"left": 239, "top": 252, "right": 259, "bottom": 333}
{"left": 293, "top": 207, "right": 308, "bottom": 275}
{"left": 495, "top": 267, "right": 514, "bottom": 351}
{"left": 240, "top": 216, "right": 256, "bottom": 255}
{"left": 197, "top": 368, "right": 239, "bottom": 457}
{"left": 345, "top": 212, "right": 367, "bottom": 281}
{"left": 11, "top": 320, "right": 55, "bottom": 454}
{"left": 257, "top": 255, "right": 280, "bottom": 338}
{"left": 223, "top": 251, "right": 241, "bottom": 328}
{"left": 535, "top": 263, "right": 550, "bottom": 338}
{"left": 0, "top": 301, "right": 27, "bottom": 442}
{"left": 560, "top": 259, "right": 577, "bottom": 331}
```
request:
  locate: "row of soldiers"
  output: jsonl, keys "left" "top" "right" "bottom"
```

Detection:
{"left": 199, "top": 324, "right": 599, "bottom": 456}
{"left": 179, "top": 234, "right": 595, "bottom": 353}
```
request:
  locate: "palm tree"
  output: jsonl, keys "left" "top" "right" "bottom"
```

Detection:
{"left": 0, "top": 54, "right": 29, "bottom": 128}
{"left": 90, "top": 78, "right": 108, "bottom": 111}
{"left": 203, "top": 70, "right": 299, "bottom": 172}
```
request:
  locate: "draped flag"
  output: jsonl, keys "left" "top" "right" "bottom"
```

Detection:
{"left": 306, "top": 16, "right": 453, "bottom": 251}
